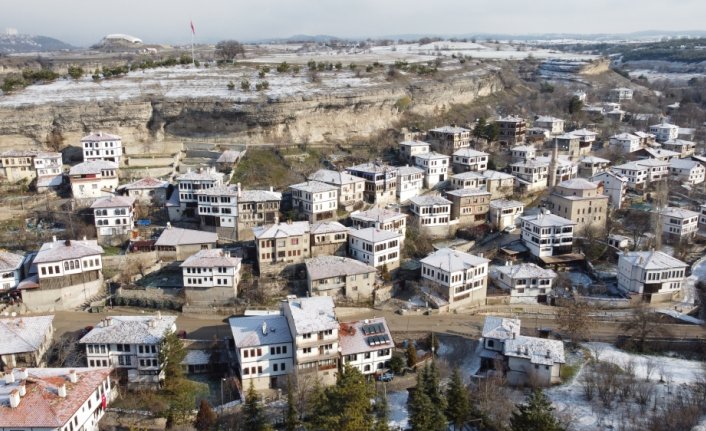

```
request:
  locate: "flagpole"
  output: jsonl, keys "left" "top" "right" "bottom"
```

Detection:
{"left": 191, "top": 31, "right": 195, "bottom": 66}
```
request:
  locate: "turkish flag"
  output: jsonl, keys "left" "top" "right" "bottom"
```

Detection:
{"left": 190, "top": 21, "right": 196, "bottom": 35}
{"left": 101, "top": 393, "right": 107, "bottom": 409}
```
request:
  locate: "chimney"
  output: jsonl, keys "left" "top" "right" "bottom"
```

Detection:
{"left": 546, "top": 349, "right": 551, "bottom": 358}
{"left": 274, "top": 216, "right": 279, "bottom": 225}
{"left": 52, "top": 235, "right": 57, "bottom": 243}
{"left": 18, "top": 382, "right": 26, "bottom": 396}
{"left": 9, "top": 389, "right": 20, "bottom": 408}
{"left": 17, "top": 368, "right": 27, "bottom": 380}
{"left": 166, "top": 221, "right": 172, "bottom": 229}
{"left": 269, "top": 186, "right": 273, "bottom": 193}
{"left": 5, "top": 371, "right": 15, "bottom": 384}
{"left": 157, "top": 311, "right": 162, "bottom": 320}
{"left": 262, "top": 321, "right": 268, "bottom": 335}
{"left": 237, "top": 182, "right": 242, "bottom": 198}
{"left": 64, "top": 239, "right": 71, "bottom": 246}
{"left": 149, "top": 319, "right": 156, "bottom": 328}
{"left": 106, "top": 317, "right": 112, "bottom": 326}
{"left": 57, "top": 383, "right": 67, "bottom": 398}
{"left": 83, "top": 235, "right": 87, "bottom": 241}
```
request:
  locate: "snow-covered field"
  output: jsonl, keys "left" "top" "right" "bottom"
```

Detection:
{"left": 0, "top": 64, "right": 382, "bottom": 107}
{"left": 547, "top": 342, "right": 706, "bottom": 431}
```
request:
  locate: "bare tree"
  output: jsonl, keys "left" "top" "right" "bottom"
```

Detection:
{"left": 556, "top": 295, "right": 594, "bottom": 344}
{"left": 215, "top": 40, "right": 245, "bottom": 62}
{"left": 620, "top": 303, "right": 667, "bottom": 352}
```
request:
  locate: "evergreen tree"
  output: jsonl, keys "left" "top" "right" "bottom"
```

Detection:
{"left": 406, "top": 343, "right": 418, "bottom": 367}
{"left": 327, "top": 365, "right": 375, "bottom": 431}
{"left": 243, "top": 381, "right": 273, "bottom": 431}
{"left": 420, "top": 362, "right": 448, "bottom": 429}
{"left": 484, "top": 122, "right": 500, "bottom": 142}
{"left": 408, "top": 372, "right": 445, "bottom": 431}
{"left": 473, "top": 117, "right": 487, "bottom": 140}
{"left": 284, "top": 377, "right": 298, "bottom": 431}
{"left": 373, "top": 390, "right": 391, "bottom": 431}
{"left": 306, "top": 378, "right": 331, "bottom": 431}
{"left": 568, "top": 95, "right": 583, "bottom": 115}
{"left": 194, "top": 399, "right": 217, "bottom": 431}
{"left": 446, "top": 368, "right": 470, "bottom": 431}
{"left": 509, "top": 389, "right": 565, "bottom": 431}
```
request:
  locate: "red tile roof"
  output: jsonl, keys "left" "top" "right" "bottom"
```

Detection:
{"left": 0, "top": 367, "right": 111, "bottom": 428}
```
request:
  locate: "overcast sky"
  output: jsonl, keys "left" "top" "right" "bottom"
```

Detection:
{"left": 3, "top": 0, "right": 705, "bottom": 46}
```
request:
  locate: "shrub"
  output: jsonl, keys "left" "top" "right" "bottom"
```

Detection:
{"left": 67, "top": 66, "right": 84, "bottom": 80}
{"left": 240, "top": 79, "right": 250, "bottom": 91}
{"left": 227, "top": 81, "right": 235, "bottom": 90}
{"left": 276, "top": 61, "right": 290, "bottom": 73}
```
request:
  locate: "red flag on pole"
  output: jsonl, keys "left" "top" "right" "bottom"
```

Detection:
{"left": 190, "top": 20, "right": 195, "bottom": 35}
{"left": 101, "top": 393, "right": 107, "bottom": 409}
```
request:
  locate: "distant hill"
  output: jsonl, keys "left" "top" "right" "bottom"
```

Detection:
{"left": 0, "top": 34, "right": 74, "bottom": 54}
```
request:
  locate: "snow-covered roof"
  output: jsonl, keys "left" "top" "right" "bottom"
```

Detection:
{"left": 80, "top": 131, "right": 121, "bottom": 142}
{"left": 397, "top": 165, "right": 425, "bottom": 176}
{"left": 495, "top": 263, "right": 557, "bottom": 280}
{"left": 511, "top": 159, "right": 549, "bottom": 169}
{"left": 619, "top": 250, "right": 687, "bottom": 270}
{"left": 569, "top": 128, "right": 597, "bottom": 137}
{"left": 0, "top": 315, "right": 54, "bottom": 355}
{"left": 34, "top": 239, "right": 103, "bottom": 264}
{"left": 123, "top": 177, "right": 169, "bottom": 190}
{"left": 489, "top": 199, "right": 524, "bottom": 210}
{"left": 347, "top": 162, "right": 397, "bottom": 175}
{"left": 421, "top": 248, "right": 488, "bottom": 272}
{"left": 339, "top": 317, "right": 393, "bottom": 356}
{"left": 348, "top": 227, "right": 402, "bottom": 243}
{"left": 309, "top": 169, "right": 365, "bottom": 186}
{"left": 504, "top": 335, "right": 565, "bottom": 365}
{"left": 511, "top": 144, "right": 535, "bottom": 152}
{"left": 414, "top": 151, "right": 450, "bottom": 161}
{"left": 520, "top": 211, "right": 575, "bottom": 228}
{"left": 535, "top": 115, "right": 563, "bottom": 123}
{"left": 639, "top": 148, "right": 681, "bottom": 159}
{"left": 154, "top": 227, "right": 218, "bottom": 247}
{"left": 181, "top": 349, "right": 211, "bottom": 366}
{"left": 612, "top": 161, "right": 646, "bottom": 172}
{"left": 451, "top": 171, "right": 485, "bottom": 181}
{"left": 496, "top": 115, "right": 525, "bottom": 123}
{"left": 283, "top": 296, "right": 337, "bottom": 334}
{"left": 661, "top": 207, "right": 699, "bottom": 220}
{"left": 482, "top": 170, "right": 515, "bottom": 180}
{"left": 481, "top": 316, "right": 521, "bottom": 340}
{"left": 306, "top": 256, "right": 376, "bottom": 281}
{"left": 650, "top": 122, "right": 678, "bottom": 129}
{"left": 310, "top": 221, "right": 348, "bottom": 235}
{"left": 180, "top": 249, "right": 241, "bottom": 269}
{"left": 79, "top": 315, "right": 176, "bottom": 345}
{"left": 239, "top": 189, "right": 282, "bottom": 202}
{"left": 557, "top": 178, "right": 598, "bottom": 190}
{"left": 670, "top": 158, "right": 702, "bottom": 170}
{"left": 445, "top": 188, "right": 490, "bottom": 198}
{"left": 429, "top": 126, "right": 470, "bottom": 134}
{"left": 636, "top": 158, "right": 669, "bottom": 168}
{"left": 634, "top": 131, "right": 655, "bottom": 139}
{"left": 409, "top": 194, "right": 452, "bottom": 206}
{"left": 289, "top": 180, "right": 338, "bottom": 194}
{"left": 591, "top": 170, "right": 627, "bottom": 183}
{"left": 0, "top": 251, "right": 24, "bottom": 272}
{"left": 229, "top": 315, "right": 293, "bottom": 348}
{"left": 611, "top": 133, "right": 639, "bottom": 141}
{"left": 452, "top": 148, "right": 489, "bottom": 158}
{"left": 253, "top": 221, "right": 310, "bottom": 239}
{"left": 90, "top": 195, "right": 135, "bottom": 209}
{"left": 176, "top": 170, "right": 224, "bottom": 182}
{"left": 400, "top": 140, "right": 431, "bottom": 147}
{"left": 68, "top": 160, "right": 118, "bottom": 176}
{"left": 351, "top": 207, "right": 406, "bottom": 223}
{"left": 579, "top": 156, "right": 610, "bottom": 164}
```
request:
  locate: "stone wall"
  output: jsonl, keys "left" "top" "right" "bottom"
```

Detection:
{"left": 23, "top": 278, "right": 104, "bottom": 312}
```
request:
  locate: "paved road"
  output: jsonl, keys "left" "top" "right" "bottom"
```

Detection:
{"left": 45, "top": 307, "right": 706, "bottom": 343}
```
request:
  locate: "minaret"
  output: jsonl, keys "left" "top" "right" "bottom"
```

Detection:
{"left": 548, "top": 139, "right": 558, "bottom": 187}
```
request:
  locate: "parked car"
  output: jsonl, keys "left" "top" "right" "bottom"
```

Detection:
{"left": 376, "top": 371, "right": 394, "bottom": 382}
{"left": 503, "top": 225, "right": 517, "bottom": 233}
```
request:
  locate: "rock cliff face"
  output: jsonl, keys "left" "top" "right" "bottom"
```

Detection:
{"left": 0, "top": 68, "right": 503, "bottom": 152}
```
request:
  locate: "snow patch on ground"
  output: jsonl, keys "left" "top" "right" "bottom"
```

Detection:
{"left": 387, "top": 390, "right": 410, "bottom": 430}
{"left": 547, "top": 342, "right": 706, "bottom": 430}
